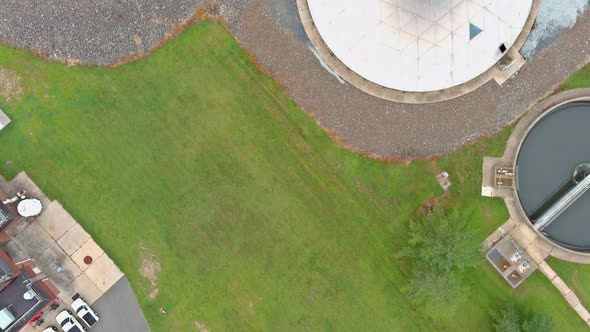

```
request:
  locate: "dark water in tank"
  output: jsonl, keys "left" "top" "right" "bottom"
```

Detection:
{"left": 516, "top": 102, "right": 590, "bottom": 251}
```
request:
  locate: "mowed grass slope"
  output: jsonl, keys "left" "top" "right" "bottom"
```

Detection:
{"left": 0, "top": 21, "right": 586, "bottom": 331}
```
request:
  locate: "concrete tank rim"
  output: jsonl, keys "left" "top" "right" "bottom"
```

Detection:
{"left": 507, "top": 90, "right": 590, "bottom": 260}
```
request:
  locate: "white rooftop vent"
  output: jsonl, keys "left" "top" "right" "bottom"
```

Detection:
{"left": 17, "top": 198, "right": 42, "bottom": 217}
{"left": 23, "top": 290, "right": 36, "bottom": 300}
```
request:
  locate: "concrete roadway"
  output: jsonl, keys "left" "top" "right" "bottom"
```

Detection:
{"left": 92, "top": 277, "right": 150, "bottom": 332}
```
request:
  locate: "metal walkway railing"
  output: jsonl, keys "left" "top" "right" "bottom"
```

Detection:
{"left": 534, "top": 174, "right": 590, "bottom": 231}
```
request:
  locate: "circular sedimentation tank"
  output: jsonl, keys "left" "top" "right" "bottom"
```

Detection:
{"left": 516, "top": 102, "right": 590, "bottom": 251}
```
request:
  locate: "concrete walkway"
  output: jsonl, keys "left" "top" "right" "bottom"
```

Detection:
{"left": 538, "top": 261, "right": 590, "bottom": 325}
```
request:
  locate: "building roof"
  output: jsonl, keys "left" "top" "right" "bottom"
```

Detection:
{"left": 0, "top": 202, "right": 16, "bottom": 231}
{"left": 0, "top": 250, "right": 57, "bottom": 332}
{"left": 0, "top": 266, "right": 54, "bottom": 332}
{"left": 0, "top": 250, "right": 18, "bottom": 290}
{"left": 307, "top": 0, "right": 533, "bottom": 91}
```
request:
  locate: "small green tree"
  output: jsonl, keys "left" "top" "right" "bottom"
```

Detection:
{"left": 398, "top": 209, "right": 480, "bottom": 274}
{"left": 405, "top": 270, "right": 469, "bottom": 322}
{"left": 398, "top": 208, "right": 480, "bottom": 322}
{"left": 491, "top": 305, "right": 521, "bottom": 332}
{"left": 491, "top": 306, "right": 554, "bottom": 332}
{"left": 522, "top": 313, "right": 553, "bottom": 332}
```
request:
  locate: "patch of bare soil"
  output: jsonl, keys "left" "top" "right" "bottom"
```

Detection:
{"left": 247, "top": 301, "right": 254, "bottom": 315}
{"left": 138, "top": 244, "right": 161, "bottom": 300}
{"left": 420, "top": 192, "right": 449, "bottom": 215}
{"left": 194, "top": 321, "right": 210, "bottom": 332}
{"left": 420, "top": 198, "right": 438, "bottom": 215}
{"left": 139, "top": 254, "right": 160, "bottom": 287}
{"left": 0, "top": 66, "right": 23, "bottom": 102}
{"left": 147, "top": 288, "right": 159, "bottom": 300}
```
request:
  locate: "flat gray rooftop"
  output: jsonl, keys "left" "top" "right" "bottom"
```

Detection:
{"left": 486, "top": 234, "right": 537, "bottom": 288}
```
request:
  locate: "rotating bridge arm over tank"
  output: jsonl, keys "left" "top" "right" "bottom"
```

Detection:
{"left": 534, "top": 171, "right": 590, "bottom": 232}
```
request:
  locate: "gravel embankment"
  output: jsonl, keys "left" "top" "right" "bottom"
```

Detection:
{"left": 0, "top": 0, "right": 588, "bottom": 158}
{"left": 0, "top": 0, "right": 204, "bottom": 65}
{"left": 228, "top": 0, "right": 590, "bottom": 158}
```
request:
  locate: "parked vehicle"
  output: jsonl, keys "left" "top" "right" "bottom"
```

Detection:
{"left": 56, "top": 310, "right": 86, "bottom": 332}
{"left": 71, "top": 298, "right": 99, "bottom": 328}
{"left": 42, "top": 327, "right": 58, "bottom": 332}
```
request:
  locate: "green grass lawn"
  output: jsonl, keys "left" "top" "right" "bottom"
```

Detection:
{"left": 561, "top": 64, "right": 590, "bottom": 90}
{"left": 0, "top": 20, "right": 587, "bottom": 331}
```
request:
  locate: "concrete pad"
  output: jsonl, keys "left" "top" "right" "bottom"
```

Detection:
{"left": 532, "top": 237, "right": 555, "bottom": 255}
{"left": 510, "top": 226, "right": 534, "bottom": 248}
{"left": 537, "top": 261, "right": 557, "bottom": 280}
{"left": 37, "top": 242, "right": 82, "bottom": 292}
{"left": 481, "top": 239, "right": 494, "bottom": 252}
{"left": 500, "top": 218, "right": 517, "bottom": 233}
{"left": 65, "top": 273, "right": 103, "bottom": 305}
{"left": 482, "top": 227, "right": 507, "bottom": 251}
{"left": 8, "top": 221, "right": 54, "bottom": 258}
{"left": 37, "top": 201, "right": 76, "bottom": 240}
{"left": 490, "top": 228, "right": 507, "bottom": 241}
{"left": 85, "top": 254, "right": 124, "bottom": 293}
{"left": 57, "top": 223, "right": 91, "bottom": 256}
{"left": 526, "top": 244, "right": 549, "bottom": 264}
{"left": 71, "top": 238, "right": 104, "bottom": 271}
{"left": 517, "top": 224, "right": 538, "bottom": 245}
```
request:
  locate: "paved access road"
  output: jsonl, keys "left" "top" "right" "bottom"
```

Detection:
{"left": 92, "top": 277, "right": 150, "bottom": 332}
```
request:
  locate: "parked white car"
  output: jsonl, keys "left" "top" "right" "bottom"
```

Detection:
{"left": 42, "top": 327, "right": 58, "bottom": 332}
{"left": 56, "top": 310, "right": 86, "bottom": 332}
{"left": 71, "top": 298, "right": 99, "bottom": 328}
